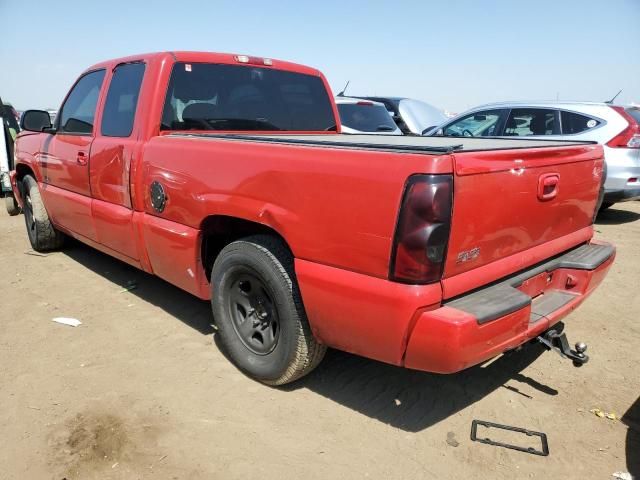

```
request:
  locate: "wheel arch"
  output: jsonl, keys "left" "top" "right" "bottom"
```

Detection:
{"left": 200, "top": 214, "right": 294, "bottom": 281}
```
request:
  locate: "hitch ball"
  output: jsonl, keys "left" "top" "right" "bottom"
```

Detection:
{"left": 575, "top": 342, "right": 587, "bottom": 354}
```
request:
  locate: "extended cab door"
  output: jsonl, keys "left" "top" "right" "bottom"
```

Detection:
{"left": 89, "top": 62, "right": 146, "bottom": 260}
{"left": 41, "top": 69, "right": 106, "bottom": 240}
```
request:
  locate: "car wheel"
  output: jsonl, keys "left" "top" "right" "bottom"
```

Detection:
{"left": 22, "top": 175, "right": 64, "bottom": 251}
{"left": 4, "top": 194, "right": 21, "bottom": 216}
{"left": 599, "top": 202, "right": 614, "bottom": 211}
{"left": 211, "top": 235, "right": 326, "bottom": 385}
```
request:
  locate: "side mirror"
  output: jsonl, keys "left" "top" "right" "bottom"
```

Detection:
{"left": 20, "top": 110, "right": 53, "bottom": 132}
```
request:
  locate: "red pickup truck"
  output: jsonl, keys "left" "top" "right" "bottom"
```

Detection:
{"left": 12, "top": 52, "right": 614, "bottom": 385}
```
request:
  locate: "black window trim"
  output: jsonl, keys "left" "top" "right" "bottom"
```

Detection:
{"left": 55, "top": 68, "right": 107, "bottom": 137}
{"left": 100, "top": 60, "right": 146, "bottom": 138}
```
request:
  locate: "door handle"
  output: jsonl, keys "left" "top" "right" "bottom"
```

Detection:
{"left": 76, "top": 151, "right": 88, "bottom": 166}
{"left": 538, "top": 173, "right": 560, "bottom": 201}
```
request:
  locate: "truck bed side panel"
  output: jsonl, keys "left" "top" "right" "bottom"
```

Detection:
{"left": 141, "top": 136, "right": 453, "bottom": 279}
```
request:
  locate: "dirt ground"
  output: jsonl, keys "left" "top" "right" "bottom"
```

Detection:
{"left": 0, "top": 202, "right": 638, "bottom": 480}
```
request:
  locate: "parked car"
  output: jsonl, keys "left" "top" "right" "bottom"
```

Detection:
{"left": 354, "top": 96, "right": 447, "bottom": 135}
{"left": 335, "top": 97, "right": 402, "bottom": 135}
{"left": 12, "top": 52, "right": 613, "bottom": 385}
{"left": 0, "top": 98, "right": 20, "bottom": 215}
{"left": 430, "top": 101, "right": 640, "bottom": 209}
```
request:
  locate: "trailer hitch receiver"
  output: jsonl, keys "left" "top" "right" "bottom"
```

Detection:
{"left": 537, "top": 329, "right": 588, "bottom": 367}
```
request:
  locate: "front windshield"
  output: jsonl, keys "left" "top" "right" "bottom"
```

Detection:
{"left": 337, "top": 103, "right": 398, "bottom": 132}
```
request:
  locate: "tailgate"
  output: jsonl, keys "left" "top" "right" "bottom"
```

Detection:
{"left": 442, "top": 144, "right": 604, "bottom": 296}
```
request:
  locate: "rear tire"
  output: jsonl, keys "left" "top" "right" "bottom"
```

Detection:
{"left": 599, "top": 202, "right": 614, "bottom": 211}
{"left": 21, "top": 175, "right": 64, "bottom": 251}
{"left": 4, "top": 194, "right": 20, "bottom": 216}
{"left": 211, "top": 235, "right": 326, "bottom": 385}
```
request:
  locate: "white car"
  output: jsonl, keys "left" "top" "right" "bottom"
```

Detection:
{"left": 335, "top": 97, "right": 402, "bottom": 135}
{"left": 431, "top": 101, "right": 640, "bottom": 209}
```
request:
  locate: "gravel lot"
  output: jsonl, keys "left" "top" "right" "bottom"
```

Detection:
{"left": 0, "top": 202, "right": 638, "bottom": 480}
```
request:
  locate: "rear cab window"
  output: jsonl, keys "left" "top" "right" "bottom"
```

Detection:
{"left": 337, "top": 102, "right": 398, "bottom": 133}
{"left": 161, "top": 63, "right": 336, "bottom": 132}
{"left": 101, "top": 62, "right": 146, "bottom": 137}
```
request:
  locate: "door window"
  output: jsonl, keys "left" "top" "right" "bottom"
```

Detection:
{"left": 442, "top": 109, "right": 506, "bottom": 137}
{"left": 504, "top": 108, "right": 559, "bottom": 136}
{"left": 101, "top": 63, "right": 146, "bottom": 137}
{"left": 58, "top": 70, "right": 106, "bottom": 134}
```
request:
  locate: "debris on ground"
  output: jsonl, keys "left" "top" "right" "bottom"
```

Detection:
{"left": 119, "top": 281, "right": 138, "bottom": 293}
{"left": 590, "top": 408, "right": 618, "bottom": 421}
{"left": 394, "top": 399, "right": 401, "bottom": 406}
{"left": 52, "top": 317, "right": 82, "bottom": 327}
{"left": 24, "top": 250, "right": 49, "bottom": 257}
{"left": 612, "top": 472, "right": 633, "bottom": 480}
{"left": 446, "top": 432, "right": 459, "bottom": 447}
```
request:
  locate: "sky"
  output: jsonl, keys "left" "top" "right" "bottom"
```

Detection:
{"left": 1, "top": 0, "right": 639, "bottom": 114}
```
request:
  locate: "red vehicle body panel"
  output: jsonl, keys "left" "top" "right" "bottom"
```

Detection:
{"left": 10, "top": 51, "right": 614, "bottom": 376}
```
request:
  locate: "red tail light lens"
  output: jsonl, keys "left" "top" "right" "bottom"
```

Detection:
{"left": 607, "top": 106, "right": 640, "bottom": 149}
{"left": 390, "top": 174, "right": 453, "bottom": 284}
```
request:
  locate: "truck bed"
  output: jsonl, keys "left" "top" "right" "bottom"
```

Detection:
{"left": 167, "top": 132, "right": 594, "bottom": 155}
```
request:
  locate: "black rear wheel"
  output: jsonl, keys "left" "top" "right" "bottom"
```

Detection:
{"left": 211, "top": 235, "right": 326, "bottom": 385}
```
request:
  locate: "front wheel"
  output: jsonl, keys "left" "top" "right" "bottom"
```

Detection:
{"left": 21, "top": 175, "right": 64, "bottom": 251}
{"left": 211, "top": 235, "right": 326, "bottom": 385}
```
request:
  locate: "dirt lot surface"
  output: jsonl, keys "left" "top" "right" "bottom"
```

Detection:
{"left": 0, "top": 202, "right": 638, "bottom": 480}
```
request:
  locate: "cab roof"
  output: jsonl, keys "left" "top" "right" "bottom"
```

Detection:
{"left": 85, "top": 51, "right": 322, "bottom": 77}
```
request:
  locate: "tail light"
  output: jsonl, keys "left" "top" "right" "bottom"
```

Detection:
{"left": 607, "top": 106, "right": 640, "bottom": 148}
{"left": 390, "top": 174, "right": 453, "bottom": 284}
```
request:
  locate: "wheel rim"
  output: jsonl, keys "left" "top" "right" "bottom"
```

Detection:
{"left": 225, "top": 271, "right": 280, "bottom": 355}
{"left": 24, "top": 192, "right": 36, "bottom": 238}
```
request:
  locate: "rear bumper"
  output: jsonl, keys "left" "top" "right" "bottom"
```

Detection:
{"left": 404, "top": 242, "right": 615, "bottom": 373}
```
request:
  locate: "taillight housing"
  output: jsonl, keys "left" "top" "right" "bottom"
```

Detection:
{"left": 390, "top": 174, "right": 453, "bottom": 284}
{"left": 607, "top": 106, "right": 640, "bottom": 148}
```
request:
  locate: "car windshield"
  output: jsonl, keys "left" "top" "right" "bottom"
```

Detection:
{"left": 337, "top": 102, "right": 397, "bottom": 132}
{"left": 162, "top": 63, "right": 336, "bottom": 132}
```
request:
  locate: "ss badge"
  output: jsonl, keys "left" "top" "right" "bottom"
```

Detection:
{"left": 456, "top": 247, "right": 480, "bottom": 264}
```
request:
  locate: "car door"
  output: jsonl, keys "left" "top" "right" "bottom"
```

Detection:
{"left": 40, "top": 69, "right": 106, "bottom": 240}
{"left": 89, "top": 62, "right": 146, "bottom": 260}
{"left": 440, "top": 109, "right": 508, "bottom": 137}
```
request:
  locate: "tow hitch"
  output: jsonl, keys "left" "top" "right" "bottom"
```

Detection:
{"left": 537, "top": 329, "right": 589, "bottom": 367}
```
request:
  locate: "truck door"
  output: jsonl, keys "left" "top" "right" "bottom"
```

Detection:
{"left": 41, "top": 69, "right": 106, "bottom": 240}
{"left": 89, "top": 62, "right": 146, "bottom": 260}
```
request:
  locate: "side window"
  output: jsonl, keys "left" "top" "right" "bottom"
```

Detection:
{"left": 504, "top": 108, "right": 559, "bottom": 136}
{"left": 58, "top": 70, "right": 106, "bottom": 134}
{"left": 561, "top": 111, "right": 600, "bottom": 134}
{"left": 443, "top": 109, "right": 505, "bottom": 137}
{"left": 101, "top": 63, "right": 146, "bottom": 137}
